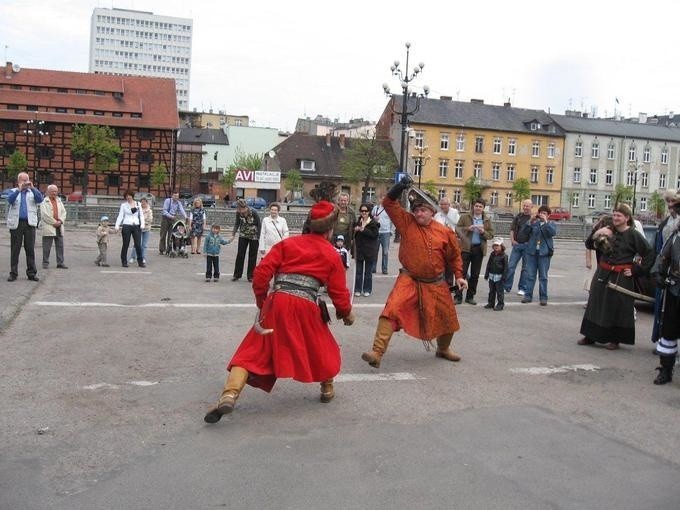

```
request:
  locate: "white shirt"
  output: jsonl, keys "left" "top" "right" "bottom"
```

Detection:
{"left": 371, "top": 204, "right": 393, "bottom": 234}
{"left": 259, "top": 215, "right": 289, "bottom": 253}
{"left": 115, "top": 201, "right": 145, "bottom": 230}
{"left": 434, "top": 208, "right": 460, "bottom": 230}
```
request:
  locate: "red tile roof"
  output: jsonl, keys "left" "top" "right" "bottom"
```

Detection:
{"left": 0, "top": 65, "right": 179, "bottom": 130}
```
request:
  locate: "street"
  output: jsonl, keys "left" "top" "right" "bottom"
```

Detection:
{"left": 1, "top": 229, "right": 679, "bottom": 510}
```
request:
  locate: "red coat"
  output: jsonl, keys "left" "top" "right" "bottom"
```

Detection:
{"left": 228, "top": 233, "right": 351, "bottom": 392}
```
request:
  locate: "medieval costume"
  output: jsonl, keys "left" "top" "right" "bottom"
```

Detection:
{"left": 361, "top": 176, "right": 465, "bottom": 368}
{"left": 205, "top": 201, "right": 354, "bottom": 423}
{"left": 579, "top": 204, "right": 654, "bottom": 349}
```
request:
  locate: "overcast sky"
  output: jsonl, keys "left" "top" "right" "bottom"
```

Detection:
{"left": 1, "top": 0, "right": 678, "bottom": 132}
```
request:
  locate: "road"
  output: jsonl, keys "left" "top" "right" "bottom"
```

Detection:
{"left": 0, "top": 229, "right": 678, "bottom": 509}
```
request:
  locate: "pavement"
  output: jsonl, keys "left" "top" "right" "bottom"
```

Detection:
{"left": 1, "top": 229, "right": 679, "bottom": 509}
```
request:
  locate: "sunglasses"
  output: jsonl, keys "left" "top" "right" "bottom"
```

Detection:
{"left": 360, "top": 210, "right": 369, "bottom": 213}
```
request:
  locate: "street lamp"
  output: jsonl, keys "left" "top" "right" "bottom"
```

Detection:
{"left": 382, "top": 42, "right": 429, "bottom": 176}
{"left": 24, "top": 118, "right": 47, "bottom": 177}
{"left": 628, "top": 160, "right": 642, "bottom": 215}
{"left": 411, "top": 144, "right": 430, "bottom": 188}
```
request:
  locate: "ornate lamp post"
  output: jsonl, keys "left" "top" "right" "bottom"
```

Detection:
{"left": 24, "top": 118, "right": 47, "bottom": 178}
{"left": 629, "top": 159, "right": 642, "bottom": 215}
{"left": 411, "top": 143, "right": 430, "bottom": 188}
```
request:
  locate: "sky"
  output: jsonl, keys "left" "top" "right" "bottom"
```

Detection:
{"left": 1, "top": 0, "right": 679, "bottom": 132}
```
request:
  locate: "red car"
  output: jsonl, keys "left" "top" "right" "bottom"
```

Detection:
{"left": 66, "top": 191, "right": 83, "bottom": 203}
{"left": 548, "top": 207, "right": 571, "bottom": 221}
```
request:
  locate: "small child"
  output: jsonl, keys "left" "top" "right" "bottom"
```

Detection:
{"left": 94, "top": 215, "right": 115, "bottom": 267}
{"left": 203, "top": 224, "right": 232, "bottom": 282}
{"left": 334, "top": 234, "right": 350, "bottom": 269}
{"left": 484, "top": 238, "right": 508, "bottom": 311}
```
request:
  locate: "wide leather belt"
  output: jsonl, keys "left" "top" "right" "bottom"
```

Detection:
{"left": 399, "top": 268, "right": 445, "bottom": 284}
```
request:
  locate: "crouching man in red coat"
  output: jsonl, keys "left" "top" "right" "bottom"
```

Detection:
{"left": 205, "top": 201, "right": 355, "bottom": 423}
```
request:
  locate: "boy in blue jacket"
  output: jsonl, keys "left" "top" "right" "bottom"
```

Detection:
{"left": 203, "top": 224, "right": 232, "bottom": 282}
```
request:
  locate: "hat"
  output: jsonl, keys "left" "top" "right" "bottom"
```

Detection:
{"left": 336, "top": 234, "right": 345, "bottom": 241}
{"left": 235, "top": 198, "right": 247, "bottom": 208}
{"left": 308, "top": 200, "right": 339, "bottom": 233}
{"left": 492, "top": 237, "right": 504, "bottom": 246}
{"left": 100, "top": 215, "right": 109, "bottom": 222}
{"left": 410, "top": 196, "right": 437, "bottom": 213}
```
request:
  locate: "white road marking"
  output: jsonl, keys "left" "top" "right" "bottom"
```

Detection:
{"left": 510, "top": 364, "right": 600, "bottom": 375}
{"left": 335, "top": 372, "right": 423, "bottom": 382}
{"left": 82, "top": 380, "right": 159, "bottom": 390}
{"left": 101, "top": 271, "right": 152, "bottom": 275}
{"left": 128, "top": 380, "right": 159, "bottom": 386}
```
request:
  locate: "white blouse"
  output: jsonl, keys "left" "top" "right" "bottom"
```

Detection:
{"left": 115, "top": 201, "right": 145, "bottom": 229}
{"left": 259, "top": 215, "right": 289, "bottom": 253}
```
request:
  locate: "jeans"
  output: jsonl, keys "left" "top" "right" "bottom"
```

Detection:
{"left": 504, "top": 242, "right": 528, "bottom": 292}
{"left": 129, "top": 229, "right": 150, "bottom": 261}
{"left": 355, "top": 258, "right": 374, "bottom": 294}
{"left": 524, "top": 253, "right": 552, "bottom": 302}
{"left": 206, "top": 255, "right": 220, "bottom": 279}
{"left": 457, "top": 245, "right": 483, "bottom": 300}
{"left": 371, "top": 232, "right": 391, "bottom": 274}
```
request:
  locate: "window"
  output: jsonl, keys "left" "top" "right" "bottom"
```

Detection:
{"left": 546, "top": 167, "right": 554, "bottom": 184}
{"left": 506, "top": 164, "right": 515, "bottom": 182}
{"left": 491, "top": 164, "right": 500, "bottom": 181}
{"left": 0, "top": 121, "right": 19, "bottom": 133}
{"left": 453, "top": 160, "right": 463, "bottom": 179}
{"left": 137, "top": 129, "right": 155, "bottom": 140}
{"left": 659, "top": 173, "right": 667, "bottom": 188}
{"left": 530, "top": 166, "right": 539, "bottom": 183}
{"left": 363, "top": 186, "right": 376, "bottom": 202}
{"left": 413, "top": 157, "right": 422, "bottom": 177}
{"left": 607, "top": 143, "right": 615, "bottom": 160}
{"left": 639, "top": 197, "right": 648, "bottom": 212}
{"left": 490, "top": 191, "right": 498, "bottom": 205}
{"left": 7, "top": 104, "right": 18, "bottom": 110}
{"left": 136, "top": 152, "right": 154, "bottom": 164}
{"left": 37, "top": 170, "right": 53, "bottom": 185}
{"left": 74, "top": 108, "right": 86, "bottom": 114}
{"left": 105, "top": 174, "right": 121, "bottom": 187}
{"left": 438, "top": 189, "right": 446, "bottom": 200}
{"left": 439, "top": 159, "right": 449, "bottom": 178}
{"left": 548, "top": 142, "right": 555, "bottom": 159}
{"left": 571, "top": 193, "right": 579, "bottom": 207}
{"left": 56, "top": 107, "right": 67, "bottom": 113}
{"left": 299, "top": 159, "right": 315, "bottom": 171}
{"left": 474, "top": 136, "right": 484, "bottom": 153}
{"left": 493, "top": 137, "right": 502, "bottom": 154}
{"left": 531, "top": 195, "right": 549, "bottom": 206}
{"left": 530, "top": 122, "right": 540, "bottom": 131}
{"left": 473, "top": 162, "right": 482, "bottom": 179}
{"left": 414, "top": 131, "right": 424, "bottom": 149}
{"left": 456, "top": 133, "right": 465, "bottom": 151}
{"left": 453, "top": 189, "right": 461, "bottom": 204}
{"left": 532, "top": 141, "right": 540, "bottom": 157}
{"left": 440, "top": 133, "right": 449, "bottom": 151}
{"left": 508, "top": 138, "right": 516, "bottom": 156}
{"left": 643, "top": 146, "right": 651, "bottom": 163}
{"left": 36, "top": 146, "right": 55, "bottom": 159}
{"left": 505, "top": 192, "right": 513, "bottom": 207}
{"left": 588, "top": 194, "right": 596, "bottom": 208}
{"left": 94, "top": 111, "right": 104, "bottom": 116}
{"left": 591, "top": 142, "right": 599, "bottom": 159}
{"left": 628, "top": 144, "right": 636, "bottom": 162}
{"left": 138, "top": 175, "right": 151, "bottom": 187}
{"left": 575, "top": 141, "right": 582, "bottom": 157}
{"left": 626, "top": 171, "right": 635, "bottom": 186}
{"left": 604, "top": 194, "right": 612, "bottom": 209}
{"left": 605, "top": 169, "right": 613, "bottom": 185}
{"left": 0, "top": 144, "right": 16, "bottom": 156}
{"left": 112, "top": 112, "right": 123, "bottom": 117}
{"left": 661, "top": 147, "right": 668, "bottom": 164}
{"left": 71, "top": 172, "right": 84, "bottom": 185}
{"left": 588, "top": 168, "right": 597, "bottom": 184}
{"left": 640, "top": 172, "right": 648, "bottom": 188}
{"left": 573, "top": 167, "right": 581, "bottom": 183}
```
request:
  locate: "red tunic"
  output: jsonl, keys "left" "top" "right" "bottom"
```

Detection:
{"left": 227, "top": 233, "right": 351, "bottom": 392}
{"left": 380, "top": 197, "right": 463, "bottom": 340}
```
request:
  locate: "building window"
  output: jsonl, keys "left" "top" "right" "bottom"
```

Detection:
{"left": 605, "top": 169, "right": 613, "bottom": 185}
{"left": 474, "top": 136, "right": 484, "bottom": 153}
{"left": 589, "top": 168, "right": 597, "bottom": 185}
{"left": 456, "top": 133, "right": 465, "bottom": 151}
{"left": 440, "top": 133, "right": 449, "bottom": 151}
{"left": 639, "top": 197, "right": 648, "bottom": 211}
{"left": 75, "top": 108, "right": 86, "bottom": 114}
{"left": 37, "top": 146, "right": 55, "bottom": 159}
{"left": 299, "top": 159, "right": 315, "bottom": 171}
{"left": 628, "top": 144, "right": 636, "bottom": 162}
{"left": 105, "top": 174, "right": 121, "bottom": 187}
{"left": 532, "top": 141, "right": 540, "bottom": 157}
{"left": 0, "top": 121, "right": 19, "bottom": 133}
{"left": 546, "top": 167, "right": 554, "bottom": 184}
{"left": 413, "top": 157, "right": 422, "bottom": 177}
{"left": 493, "top": 137, "right": 502, "bottom": 154}
{"left": 0, "top": 144, "right": 16, "bottom": 156}
{"left": 531, "top": 195, "right": 549, "bottom": 206}
{"left": 138, "top": 175, "right": 151, "bottom": 187}
{"left": 506, "top": 165, "right": 515, "bottom": 182}
{"left": 659, "top": 173, "right": 667, "bottom": 188}
{"left": 643, "top": 146, "right": 651, "bottom": 163}
{"left": 530, "top": 122, "right": 540, "bottom": 131}
{"left": 453, "top": 160, "right": 463, "bottom": 179}
{"left": 571, "top": 193, "right": 579, "bottom": 207}
{"left": 490, "top": 191, "right": 498, "bottom": 205}
{"left": 607, "top": 143, "right": 615, "bottom": 160}
{"left": 56, "top": 107, "right": 67, "bottom": 113}
{"left": 591, "top": 142, "right": 599, "bottom": 159}
{"left": 626, "top": 171, "right": 635, "bottom": 186}
{"left": 548, "top": 142, "right": 555, "bottom": 159}
{"left": 604, "top": 194, "right": 612, "bottom": 209}
{"left": 94, "top": 111, "right": 104, "bottom": 116}
{"left": 136, "top": 152, "right": 154, "bottom": 164}
{"left": 530, "top": 166, "right": 539, "bottom": 183}
{"left": 588, "top": 194, "right": 596, "bottom": 208}
{"left": 491, "top": 164, "right": 500, "bottom": 181}
{"left": 439, "top": 159, "right": 449, "bottom": 178}
{"left": 508, "top": 138, "right": 516, "bottom": 156}
{"left": 112, "top": 112, "right": 123, "bottom": 117}
{"left": 414, "top": 131, "right": 424, "bottom": 149}
{"left": 453, "top": 189, "right": 461, "bottom": 204}
{"left": 661, "top": 147, "right": 668, "bottom": 164}
{"left": 363, "top": 186, "right": 376, "bottom": 202}
{"left": 575, "top": 141, "right": 582, "bottom": 157}
{"left": 438, "top": 189, "right": 446, "bottom": 200}
{"left": 37, "top": 170, "right": 53, "bottom": 185}
{"left": 505, "top": 192, "right": 513, "bottom": 207}
{"left": 71, "top": 172, "right": 84, "bottom": 185}
{"left": 473, "top": 162, "right": 482, "bottom": 179}
{"left": 137, "top": 129, "right": 155, "bottom": 140}
{"left": 7, "top": 104, "right": 18, "bottom": 110}
{"left": 573, "top": 167, "right": 581, "bottom": 183}
{"left": 640, "top": 172, "right": 648, "bottom": 188}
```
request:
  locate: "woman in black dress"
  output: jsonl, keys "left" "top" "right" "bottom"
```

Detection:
{"left": 353, "top": 204, "right": 379, "bottom": 297}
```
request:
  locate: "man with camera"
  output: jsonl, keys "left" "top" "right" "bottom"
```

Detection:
{"left": 6, "top": 172, "right": 44, "bottom": 281}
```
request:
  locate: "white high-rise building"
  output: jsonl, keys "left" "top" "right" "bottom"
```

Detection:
{"left": 89, "top": 7, "right": 193, "bottom": 110}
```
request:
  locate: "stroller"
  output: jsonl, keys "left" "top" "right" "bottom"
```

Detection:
{"left": 168, "top": 219, "right": 190, "bottom": 258}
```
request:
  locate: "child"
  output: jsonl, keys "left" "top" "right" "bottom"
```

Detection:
{"left": 203, "top": 224, "right": 232, "bottom": 282}
{"left": 334, "top": 234, "right": 350, "bottom": 269}
{"left": 484, "top": 238, "right": 508, "bottom": 311}
{"left": 94, "top": 215, "right": 115, "bottom": 267}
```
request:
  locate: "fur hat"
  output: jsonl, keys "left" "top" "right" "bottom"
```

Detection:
{"left": 408, "top": 190, "right": 437, "bottom": 213}
{"left": 308, "top": 200, "right": 339, "bottom": 233}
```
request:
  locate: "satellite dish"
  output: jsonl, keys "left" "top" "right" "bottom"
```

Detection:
{"left": 12, "top": 63, "right": 21, "bottom": 73}
{"left": 268, "top": 150, "right": 276, "bottom": 158}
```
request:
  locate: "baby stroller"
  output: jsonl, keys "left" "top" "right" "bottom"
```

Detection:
{"left": 168, "top": 219, "right": 190, "bottom": 258}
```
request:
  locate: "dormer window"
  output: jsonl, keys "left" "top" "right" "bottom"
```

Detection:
{"left": 530, "top": 121, "right": 541, "bottom": 131}
{"left": 299, "top": 159, "right": 315, "bottom": 171}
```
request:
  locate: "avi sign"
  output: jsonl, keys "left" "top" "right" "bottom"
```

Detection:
{"left": 235, "top": 170, "right": 281, "bottom": 183}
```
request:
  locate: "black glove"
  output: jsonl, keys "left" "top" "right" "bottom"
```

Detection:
{"left": 387, "top": 175, "right": 414, "bottom": 201}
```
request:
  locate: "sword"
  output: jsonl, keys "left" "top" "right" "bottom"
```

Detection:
{"left": 606, "top": 282, "right": 655, "bottom": 303}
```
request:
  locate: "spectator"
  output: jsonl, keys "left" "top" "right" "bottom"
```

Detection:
{"left": 114, "top": 190, "right": 145, "bottom": 268}
{"left": 94, "top": 215, "right": 114, "bottom": 267}
{"left": 332, "top": 192, "right": 356, "bottom": 251}
{"left": 259, "top": 202, "right": 289, "bottom": 256}
{"left": 484, "top": 238, "right": 508, "bottom": 310}
{"left": 204, "top": 224, "right": 232, "bottom": 282}
{"left": 7, "top": 172, "right": 43, "bottom": 281}
{"left": 520, "top": 205, "right": 558, "bottom": 306}
{"left": 128, "top": 197, "right": 152, "bottom": 264}
{"left": 159, "top": 192, "right": 187, "bottom": 255}
{"left": 231, "top": 199, "right": 261, "bottom": 281}
{"left": 434, "top": 196, "right": 460, "bottom": 288}
{"left": 189, "top": 197, "right": 207, "bottom": 254}
{"left": 371, "top": 196, "right": 394, "bottom": 274}
{"left": 40, "top": 184, "right": 68, "bottom": 269}
{"left": 353, "top": 204, "right": 380, "bottom": 297}
{"left": 504, "top": 199, "right": 533, "bottom": 296}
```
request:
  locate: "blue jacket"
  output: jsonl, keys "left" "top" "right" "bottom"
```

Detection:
{"left": 203, "top": 231, "right": 230, "bottom": 255}
{"left": 520, "top": 219, "right": 557, "bottom": 257}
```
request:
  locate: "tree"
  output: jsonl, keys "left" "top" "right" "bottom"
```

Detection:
{"left": 511, "top": 178, "right": 531, "bottom": 208}
{"left": 613, "top": 184, "right": 633, "bottom": 208}
{"left": 422, "top": 180, "right": 437, "bottom": 197}
{"left": 284, "top": 169, "right": 304, "bottom": 199}
{"left": 71, "top": 124, "right": 122, "bottom": 199}
{"left": 228, "top": 148, "right": 263, "bottom": 172}
{"left": 340, "top": 135, "right": 396, "bottom": 203}
{"left": 6, "top": 150, "right": 28, "bottom": 181}
{"left": 649, "top": 191, "right": 666, "bottom": 219}
{"left": 150, "top": 163, "right": 168, "bottom": 195}
{"left": 462, "top": 176, "right": 483, "bottom": 208}
{"left": 220, "top": 167, "right": 237, "bottom": 199}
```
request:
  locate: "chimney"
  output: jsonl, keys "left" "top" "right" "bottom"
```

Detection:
{"left": 5, "top": 62, "right": 13, "bottom": 79}
{"left": 669, "top": 111, "right": 674, "bottom": 120}
{"left": 440, "top": 95, "right": 452, "bottom": 101}
{"left": 325, "top": 132, "right": 331, "bottom": 147}
{"left": 638, "top": 112, "right": 647, "bottom": 124}
{"left": 339, "top": 134, "right": 345, "bottom": 149}
{"left": 470, "top": 98, "right": 484, "bottom": 104}
{"left": 504, "top": 101, "right": 511, "bottom": 107}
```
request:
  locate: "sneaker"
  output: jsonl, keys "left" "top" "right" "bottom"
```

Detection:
{"left": 465, "top": 298, "right": 477, "bottom": 305}
{"left": 205, "top": 278, "right": 211, "bottom": 282}
{"left": 363, "top": 292, "right": 371, "bottom": 297}
{"left": 494, "top": 305, "right": 504, "bottom": 311}
{"left": 129, "top": 258, "right": 135, "bottom": 264}
{"left": 521, "top": 297, "right": 532, "bottom": 303}
{"left": 354, "top": 292, "right": 361, "bottom": 297}
{"left": 484, "top": 304, "right": 494, "bottom": 309}
{"left": 540, "top": 301, "right": 547, "bottom": 306}
{"left": 517, "top": 290, "right": 525, "bottom": 296}
{"left": 56, "top": 264, "right": 68, "bottom": 269}
{"left": 213, "top": 278, "right": 219, "bottom": 283}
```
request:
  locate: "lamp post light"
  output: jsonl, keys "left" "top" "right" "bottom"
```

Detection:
{"left": 411, "top": 144, "right": 430, "bottom": 189}
{"left": 24, "top": 118, "right": 47, "bottom": 177}
{"left": 629, "top": 160, "right": 642, "bottom": 215}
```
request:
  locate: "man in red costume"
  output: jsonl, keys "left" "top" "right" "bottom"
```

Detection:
{"left": 361, "top": 176, "right": 467, "bottom": 368}
{"left": 205, "top": 201, "right": 355, "bottom": 423}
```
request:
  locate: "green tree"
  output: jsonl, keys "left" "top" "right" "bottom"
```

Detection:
{"left": 649, "top": 191, "right": 666, "bottom": 219}
{"left": 228, "top": 148, "right": 263, "bottom": 172}
{"left": 340, "top": 135, "right": 396, "bottom": 203}
{"left": 221, "top": 167, "right": 237, "bottom": 198}
{"left": 422, "top": 180, "right": 437, "bottom": 197}
{"left": 284, "top": 169, "right": 304, "bottom": 199}
{"left": 462, "top": 176, "right": 483, "bottom": 208}
{"left": 6, "top": 150, "right": 28, "bottom": 181}
{"left": 150, "top": 162, "right": 168, "bottom": 195}
{"left": 613, "top": 184, "right": 633, "bottom": 208}
{"left": 511, "top": 178, "right": 531, "bottom": 208}
{"left": 71, "top": 124, "right": 122, "bottom": 199}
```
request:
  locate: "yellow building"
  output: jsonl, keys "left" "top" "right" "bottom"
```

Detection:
{"left": 377, "top": 97, "right": 565, "bottom": 211}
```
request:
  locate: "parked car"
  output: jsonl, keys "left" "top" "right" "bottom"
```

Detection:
{"left": 548, "top": 207, "right": 572, "bottom": 221}
{"left": 66, "top": 191, "right": 84, "bottom": 203}
{"left": 491, "top": 209, "right": 514, "bottom": 220}
{"left": 190, "top": 193, "right": 216, "bottom": 208}
{"left": 229, "top": 197, "right": 267, "bottom": 210}
{"left": 134, "top": 192, "right": 156, "bottom": 206}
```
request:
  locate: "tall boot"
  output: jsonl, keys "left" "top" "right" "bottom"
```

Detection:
{"left": 320, "top": 379, "right": 334, "bottom": 403}
{"left": 435, "top": 333, "right": 461, "bottom": 362}
{"left": 653, "top": 355, "right": 675, "bottom": 385}
{"left": 361, "top": 317, "right": 393, "bottom": 368}
{"left": 204, "top": 366, "right": 249, "bottom": 423}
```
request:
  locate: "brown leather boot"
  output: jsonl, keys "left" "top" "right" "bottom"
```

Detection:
{"left": 204, "top": 366, "right": 249, "bottom": 423}
{"left": 320, "top": 379, "right": 334, "bottom": 403}
{"left": 435, "top": 333, "right": 461, "bottom": 362}
{"left": 361, "top": 317, "right": 393, "bottom": 368}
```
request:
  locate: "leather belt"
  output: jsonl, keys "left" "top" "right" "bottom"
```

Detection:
{"left": 599, "top": 261, "right": 633, "bottom": 273}
{"left": 399, "top": 268, "right": 445, "bottom": 284}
